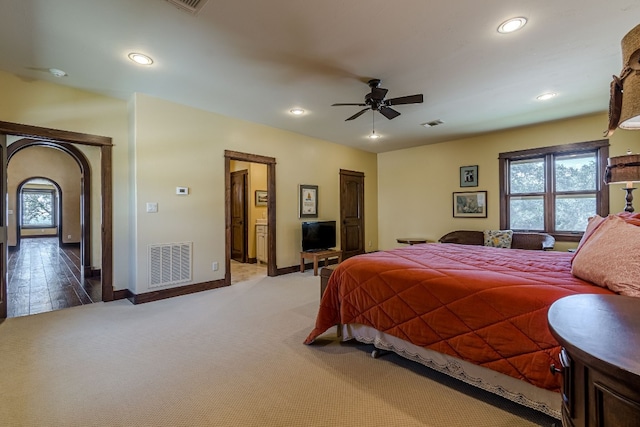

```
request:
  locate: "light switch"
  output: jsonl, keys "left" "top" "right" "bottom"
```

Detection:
{"left": 146, "top": 202, "right": 158, "bottom": 213}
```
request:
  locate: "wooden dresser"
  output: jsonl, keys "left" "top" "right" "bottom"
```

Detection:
{"left": 548, "top": 294, "right": 640, "bottom": 427}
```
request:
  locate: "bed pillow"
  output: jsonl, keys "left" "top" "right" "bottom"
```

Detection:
{"left": 616, "top": 211, "right": 640, "bottom": 226}
{"left": 574, "top": 214, "right": 605, "bottom": 253}
{"left": 483, "top": 230, "right": 513, "bottom": 249}
{"left": 571, "top": 215, "right": 640, "bottom": 297}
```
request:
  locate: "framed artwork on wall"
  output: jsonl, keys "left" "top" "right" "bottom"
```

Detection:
{"left": 299, "top": 184, "right": 318, "bottom": 218}
{"left": 453, "top": 191, "right": 487, "bottom": 218}
{"left": 460, "top": 165, "right": 478, "bottom": 187}
{"left": 255, "top": 190, "right": 267, "bottom": 206}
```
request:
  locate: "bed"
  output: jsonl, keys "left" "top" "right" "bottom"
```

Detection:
{"left": 304, "top": 242, "right": 617, "bottom": 418}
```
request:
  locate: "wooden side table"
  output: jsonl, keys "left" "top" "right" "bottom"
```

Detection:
{"left": 548, "top": 294, "right": 640, "bottom": 426}
{"left": 396, "top": 238, "right": 431, "bottom": 245}
{"left": 300, "top": 249, "right": 342, "bottom": 276}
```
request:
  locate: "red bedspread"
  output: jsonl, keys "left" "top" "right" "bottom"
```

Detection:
{"left": 304, "top": 243, "right": 614, "bottom": 391}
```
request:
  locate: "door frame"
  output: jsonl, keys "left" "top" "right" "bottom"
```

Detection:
{"left": 224, "top": 150, "right": 276, "bottom": 284}
{"left": 0, "top": 121, "right": 113, "bottom": 319}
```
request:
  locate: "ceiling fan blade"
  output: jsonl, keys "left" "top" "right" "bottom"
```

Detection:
{"left": 370, "top": 87, "right": 388, "bottom": 101}
{"left": 379, "top": 106, "right": 401, "bottom": 120}
{"left": 345, "top": 108, "right": 369, "bottom": 121}
{"left": 332, "top": 103, "right": 367, "bottom": 106}
{"left": 386, "top": 94, "right": 424, "bottom": 106}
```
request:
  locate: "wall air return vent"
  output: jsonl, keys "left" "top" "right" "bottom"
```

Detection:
{"left": 165, "top": 0, "right": 209, "bottom": 15}
{"left": 148, "top": 242, "right": 192, "bottom": 288}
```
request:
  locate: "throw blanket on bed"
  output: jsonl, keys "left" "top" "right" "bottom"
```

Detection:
{"left": 304, "top": 243, "right": 614, "bottom": 392}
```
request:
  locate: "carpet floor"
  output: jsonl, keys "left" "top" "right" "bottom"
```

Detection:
{"left": 0, "top": 271, "right": 559, "bottom": 426}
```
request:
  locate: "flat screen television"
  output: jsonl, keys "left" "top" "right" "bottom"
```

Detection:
{"left": 302, "top": 221, "right": 337, "bottom": 252}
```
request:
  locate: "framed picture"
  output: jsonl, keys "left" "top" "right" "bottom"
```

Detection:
{"left": 255, "top": 190, "right": 267, "bottom": 207}
{"left": 299, "top": 184, "right": 318, "bottom": 218}
{"left": 460, "top": 165, "right": 478, "bottom": 187}
{"left": 453, "top": 191, "right": 487, "bottom": 218}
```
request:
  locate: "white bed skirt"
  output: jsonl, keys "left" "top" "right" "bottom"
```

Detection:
{"left": 341, "top": 324, "right": 561, "bottom": 419}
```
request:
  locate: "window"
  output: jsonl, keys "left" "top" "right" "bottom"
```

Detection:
{"left": 499, "top": 140, "right": 609, "bottom": 241}
{"left": 21, "top": 187, "right": 57, "bottom": 228}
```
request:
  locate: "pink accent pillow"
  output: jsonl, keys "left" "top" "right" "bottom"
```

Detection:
{"left": 616, "top": 211, "right": 640, "bottom": 227}
{"left": 571, "top": 215, "right": 640, "bottom": 297}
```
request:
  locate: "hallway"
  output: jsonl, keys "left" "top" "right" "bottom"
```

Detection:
{"left": 7, "top": 237, "right": 101, "bottom": 317}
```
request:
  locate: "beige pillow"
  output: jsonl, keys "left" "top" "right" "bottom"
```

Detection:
{"left": 571, "top": 215, "right": 640, "bottom": 297}
{"left": 574, "top": 214, "right": 604, "bottom": 253}
{"left": 483, "top": 230, "right": 513, "bottom": 248}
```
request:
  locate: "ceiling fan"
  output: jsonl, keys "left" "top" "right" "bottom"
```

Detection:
{"left": 332, "top": 79, "right": 424, "bottom": 121}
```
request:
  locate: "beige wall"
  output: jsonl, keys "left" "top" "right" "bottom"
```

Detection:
{"left": 0, "top": 70, "right": 130, "bottom": 288}
{"left": 0, "top": 70, "right": 377, "bottom": 295}
{"left": 378, "top": 113, "right": 640, "bottom": 252}
{"left": 7, "top": 147, "right": 81, "bottom": 245}
{"left": 131, "top": 93, "right": 378, "bottom": 294}
{"left": 9, "top": 67, "right": 631, "bottom": 295}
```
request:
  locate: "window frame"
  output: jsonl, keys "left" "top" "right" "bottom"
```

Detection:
{"left": 499, "top": 139, "right": 609, "bottom": 242}
{"left": 21, "top": 187, "right": 57, "bottom": 229}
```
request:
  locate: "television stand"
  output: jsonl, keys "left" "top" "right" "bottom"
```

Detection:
{"left": 300, "top": 249, "right": 342, "bottom": 276}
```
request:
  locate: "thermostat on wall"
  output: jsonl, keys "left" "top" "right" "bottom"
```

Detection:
{"left": 176, "top": 187, "right": 189, "bottom": 195}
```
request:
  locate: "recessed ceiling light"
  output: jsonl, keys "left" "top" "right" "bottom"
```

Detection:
{"left": 536, "top": 92, "right": 557, "bottom": 101}
{"left": 48, "top": 68, "right": 67, "bottom": 78}
{"left": 289, "top": 108, "right": 305, "bottom": 115}
{"left": 128, "top": 53, "right": 154, "bottom": 65}
{"left": 497, "top": 17, "right": 527, "bottom": 34}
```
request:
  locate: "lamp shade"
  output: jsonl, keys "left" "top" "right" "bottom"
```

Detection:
{"left": 619, "top": 24, "right": 640, "bottom": 129}
{"left": 606, "top": 24, "right": 640, "bottom": 134}
{"left": 605, "top": 153, "right": 640, "bottom": 184}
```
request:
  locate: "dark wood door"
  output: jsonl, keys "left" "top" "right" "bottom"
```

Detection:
{"left": 230, "top": 170, "right": 248, "bottom": 263}
{"left": 340, "top": 169, "right": 365, "bottom": 260}
{"left": 0, "top": 135, "right": 6, "bottom": 317}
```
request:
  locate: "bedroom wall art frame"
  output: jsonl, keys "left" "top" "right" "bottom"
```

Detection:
{"left": 255, "top": 190, "right": 268, "bottom": 206}
{"left": 453, "top": 191, "right": 487, "bottom": 218}
{"left": 299, "top": 184, "right": 318, "bottom": 218}
{"left": 460, "top": 165, "right": 478, "bottom": 187}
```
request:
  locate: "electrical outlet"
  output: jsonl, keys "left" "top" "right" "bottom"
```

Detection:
{"left": 67, "top": 235, "right": 72, "bottom": 239}
{"left": 368, "top": 240, "right": 372, "bottom": 248}
{"left": 212, "top": 262, "right": 219, "bottom": 271}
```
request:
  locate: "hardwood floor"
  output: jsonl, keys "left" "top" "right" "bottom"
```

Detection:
{"left": 7, "top": 237, "right": 101, "bottom": 318}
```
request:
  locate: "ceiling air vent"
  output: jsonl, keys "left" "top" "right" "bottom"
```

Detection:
{"left": 166, "top": 0, "right": 209, "bottom": 15}
{"left": 422, "top": 120, "right": 444, "bottom": 128}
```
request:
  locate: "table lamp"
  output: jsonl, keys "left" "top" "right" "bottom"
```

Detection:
{"left": 605, "top": 24, "right": 640, "bottom": 212}
{"left": 606, "top": 23, "right": 640, "bottom": 135}
{"left": 605, "top": 151, "right": 640, "bottom": 212}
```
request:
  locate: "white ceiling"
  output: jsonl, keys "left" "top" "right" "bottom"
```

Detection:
{"left": 0, "top": 0, "right": 637, "bottom": 153}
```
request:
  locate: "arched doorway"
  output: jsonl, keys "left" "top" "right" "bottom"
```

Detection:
{"left": 8, "top": 139, "right": 92, "bottom": 276}
{"left": 0, "top": 121, "right": 113, "bottom": 319}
